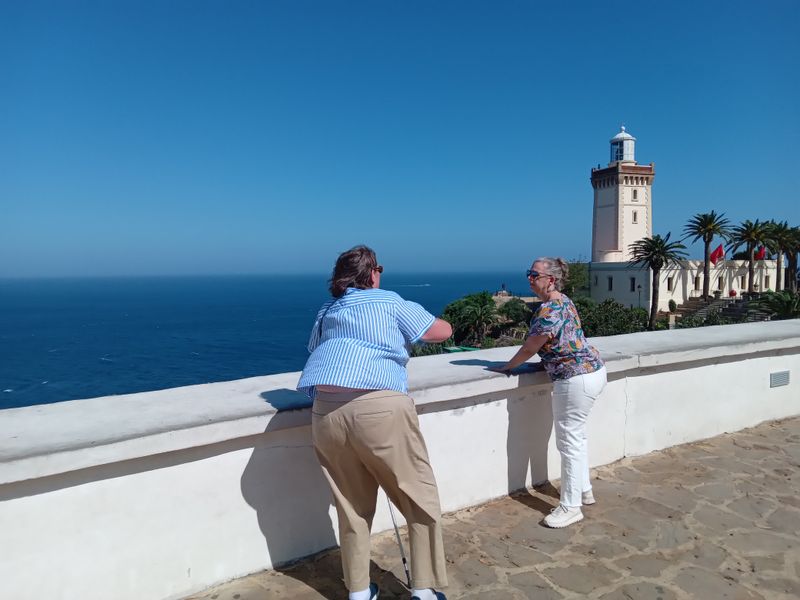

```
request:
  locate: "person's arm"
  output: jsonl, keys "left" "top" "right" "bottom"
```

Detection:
{"left": 420, "top": 318, "right": 452, "bottom": 343}
{"left": 396, "top": 296, "right": 451, "bottom": 344}
{"left": 490, "top": 334, "right": 548, "bottom": 374}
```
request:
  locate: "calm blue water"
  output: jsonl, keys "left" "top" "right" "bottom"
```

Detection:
{"left": 0, "top": 273, "right": 526, "bottom": 409}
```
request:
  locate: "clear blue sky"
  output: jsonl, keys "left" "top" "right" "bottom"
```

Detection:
{"left": 2, "top": 1, "right": 798, "bottom": 277}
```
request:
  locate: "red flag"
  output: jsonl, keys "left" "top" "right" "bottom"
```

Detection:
{"left": 709, "top": 244, "right": 724, "bottom": 266}
{"left": 755, "top": 246, "right": 766, "bottom": 260}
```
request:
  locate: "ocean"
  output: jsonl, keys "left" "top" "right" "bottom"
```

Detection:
{"left": 0, "top": 273, "right": 526, "bottom": 409}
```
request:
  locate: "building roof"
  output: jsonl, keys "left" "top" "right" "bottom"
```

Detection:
{"left": 610, "top": 125, "right": 635, "bottom": 142}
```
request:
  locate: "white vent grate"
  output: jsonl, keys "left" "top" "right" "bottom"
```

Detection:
{"left": 770, "top": 371, "right": 790, "bottom": 388}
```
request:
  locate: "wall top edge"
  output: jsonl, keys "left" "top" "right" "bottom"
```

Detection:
{"left": 1, "top": 321, "right": 799, "bottom": 484}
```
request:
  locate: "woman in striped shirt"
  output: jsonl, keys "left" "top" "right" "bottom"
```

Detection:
{"left": 298, "top": 245, "right": 452, "bottom": 600}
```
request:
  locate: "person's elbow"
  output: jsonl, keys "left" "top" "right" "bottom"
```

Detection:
{"left": 420, "top": 318, "right": 452, "bottom": 343}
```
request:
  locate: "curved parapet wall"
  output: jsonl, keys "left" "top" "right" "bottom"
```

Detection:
{"left": 1, "top": 321, "right": 799, "bottom": 600}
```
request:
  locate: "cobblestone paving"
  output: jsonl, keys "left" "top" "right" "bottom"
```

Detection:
{"left": 187, "top": 418, "right": 800, "bottom": 599}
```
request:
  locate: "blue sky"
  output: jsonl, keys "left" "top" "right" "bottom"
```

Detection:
{"left": 2, "top": 1, "right": 798, "bottom": 277}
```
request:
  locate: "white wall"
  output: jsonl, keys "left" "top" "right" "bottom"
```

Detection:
{"left": 589, "top": 263, "right": 650, "bottom": 309}
{"left": 619, "top": 182, "right": 651, "bottom": 262}
{"left": 591, "top": 260, "right": 779, "bottom": 311}
{"left": 592, "top": 185, "right": 621, "bottom": 262}
{"left": 1, "top": 322, "right": 799, "bottom": 600}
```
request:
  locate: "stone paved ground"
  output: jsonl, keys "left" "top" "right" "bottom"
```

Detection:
{"left": 187, "top": 418, "right": 800, "bottom": 599}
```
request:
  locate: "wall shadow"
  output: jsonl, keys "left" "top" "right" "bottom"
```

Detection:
{"left": 505, "top": 366, "right": 558, "bottom": 516}
{"left": 241, "top": 389, "right": 405, "bottom": 599}
{"left": 447, "top": 361, "right": 557, "bottom": 517}
{"left": 240, "top": 389, "right": 339, "bottom": 597}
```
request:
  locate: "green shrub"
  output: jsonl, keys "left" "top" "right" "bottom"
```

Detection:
{"left": 676, "top": 308, "right": 739, "bottom": 329}
{"left": 480, "top": 336, "right": 497, "bottom": 349}
{"left": 563, "top": 261, "right": 590, "bottom": 297}
{"left": 753, "top": 290, "right": 800, "bottom": 320}
{"left": 442, "top": 291, "right": 498, "bottom": 344}
{"left": 575, "top": 298, "right": 648, "bottom": 337}
{"left": 409, "top": 338, "right": 454, "bottom": 357}
{"left": 497, "top": 297, "right": 533, "bottom": 326}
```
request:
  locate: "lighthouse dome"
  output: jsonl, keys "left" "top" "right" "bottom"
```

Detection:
{"left": 610, "top": 126, "right": 636, "bottom": 164}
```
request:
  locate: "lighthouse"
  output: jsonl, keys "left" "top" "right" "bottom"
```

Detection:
{"left": 590, "top": 126, "right": 655, "bottom": 263}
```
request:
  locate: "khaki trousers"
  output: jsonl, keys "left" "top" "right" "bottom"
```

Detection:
{"left": 312, "top": 390, "right": 448, "bottom": 592}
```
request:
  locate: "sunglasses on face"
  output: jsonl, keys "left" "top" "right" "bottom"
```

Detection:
{"left": 526, "top": 269, "right": 544, "bottom": 279}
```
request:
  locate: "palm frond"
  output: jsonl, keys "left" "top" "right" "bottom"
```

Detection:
{"left": 628, "top": 232, "right": 688, "bottom": 270}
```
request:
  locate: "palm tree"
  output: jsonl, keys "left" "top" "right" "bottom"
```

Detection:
{"left": 765, "top": 220, "right": 793, "bottom": 291}
{"left": 442, "top": 292, "right": 498, "bottom": 344}
{"left": 727, "top": 219, "right": 771, "bottom": 294}
{"left": 682, "top": 211, "right": 731, "bottom": 300}
{"left": 786, "top": 226, "right": 800, "bottom": 293}
{"left": 629, "top": 233, "right": 688, "bottom": 330}
{"left": 463, "top": 301, "right": 498, "bottom": 344}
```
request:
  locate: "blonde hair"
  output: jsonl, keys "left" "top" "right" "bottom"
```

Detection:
{"left": 533, "top": 257, "right": 570, "bottom": 291}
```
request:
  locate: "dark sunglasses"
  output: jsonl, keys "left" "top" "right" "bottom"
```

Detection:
{"left": 526, "top": 269, "right": 542, "bottom": 278}
{"left": 373, "top": 265, "right": 384, "bottom": 273}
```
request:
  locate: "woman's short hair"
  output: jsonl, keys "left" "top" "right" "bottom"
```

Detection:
{"left": 534, "top": 257, "right": 570, "bottom": 291}
{"left": 329, "top": 245, "right": 378, "bottom": 297}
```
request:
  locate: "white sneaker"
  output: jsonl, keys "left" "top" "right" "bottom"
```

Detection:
{"left": 544, "top": 504, "right": 584, "bottom": 528}
{"left": 582, "top": 490, "right": 596, "bottom": 505}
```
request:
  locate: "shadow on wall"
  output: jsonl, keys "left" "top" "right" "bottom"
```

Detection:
{"left": 448, "top": 360, "right": 555, "bottom": 514}
{"left": 242, "top": 388, "right": 407, "bottom": 598}
{"left": 240, "top": 389, "right": 339, "bottom": 596}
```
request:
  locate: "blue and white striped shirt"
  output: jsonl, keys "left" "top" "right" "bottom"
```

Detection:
{"left": 296, "top": 288, "right": 436, "bottom": 399}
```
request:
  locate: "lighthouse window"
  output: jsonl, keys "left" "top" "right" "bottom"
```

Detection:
{"left": 667, "top": 277, "right": 674, "bottom": 291}
{"left": 607, "top": 276, "right": 613, "bottom": 291}
{"left": 633, "top": 189, "right": 638, "bottom": 200}
{"left": 694, "top": 276, "right": 701, "bottom": 291}
{"left": 718, "top": 276, "right": 723, "bottom": 290}
{"left": 629, "top": 277, "right": 636, "bottom": 292}
{"left": 632, "top": 211, "right": 638, "bottom": 224}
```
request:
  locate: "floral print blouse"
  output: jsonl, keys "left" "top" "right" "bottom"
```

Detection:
{"left": 527, "top": 294, "right": 604, "bottom": 380}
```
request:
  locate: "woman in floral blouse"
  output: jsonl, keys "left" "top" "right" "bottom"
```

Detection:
{"left": 493, "top": 257, "right": 606, "bottom": 528}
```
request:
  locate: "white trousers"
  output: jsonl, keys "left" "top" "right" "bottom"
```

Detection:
{"left": 551, "top": 366, "right": 607, "bottom": 508}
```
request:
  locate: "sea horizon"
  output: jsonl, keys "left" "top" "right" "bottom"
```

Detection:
{"left": 0, "top": 272, "right": 529, "bottom": 409}
{"left": 0, "top": 268, "right": 544, "bottom": 281}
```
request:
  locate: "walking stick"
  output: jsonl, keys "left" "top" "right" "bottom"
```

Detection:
{"left": 387, "top": 498, "right": 412, "bottom": 589}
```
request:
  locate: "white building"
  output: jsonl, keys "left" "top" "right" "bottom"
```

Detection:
{"left": 588, "top": 127, "right": 777, "bottom": 311}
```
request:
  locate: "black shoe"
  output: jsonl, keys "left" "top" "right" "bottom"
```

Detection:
{"left": 369, "top": 582, "right": 380, "bottom": 600}
{"left": 411, "top": 592, "right": 446, "bottom": 600}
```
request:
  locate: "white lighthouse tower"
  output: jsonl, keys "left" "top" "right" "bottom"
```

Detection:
{"left": 591, "top": 126, "right": 654, "bottom": 263}
{"left": 589, "top": 127, "right": 778, "bottom": 312}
